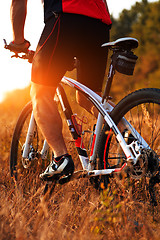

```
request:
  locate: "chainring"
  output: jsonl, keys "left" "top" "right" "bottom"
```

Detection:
{"left": 129, "top": 149, "right": 148, "bottom": 179}
{"left": 129, "top": 149, "right": 159, "bottom": 179}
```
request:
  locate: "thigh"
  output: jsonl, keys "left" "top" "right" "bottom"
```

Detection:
{"left": 77, "top": 19, "right": 110, "bottom": 92}
{"left": 31, "top": 15, "right": 75, "bottom": 87}
{"left": 77, "top": 51, "right": 108, "bottom": 92}
{"left": 30, "top": 82, "right": 56, "bottom": 99}
{"left": 30, "top": 82, "right": 57, "bottom": 113}
{"left": 31, "top": 13, "right": 110, "bottom": 91}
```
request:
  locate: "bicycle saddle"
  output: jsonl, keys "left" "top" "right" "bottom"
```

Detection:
{"left": 102, "top": 37, "right": 139, "bottom": 50}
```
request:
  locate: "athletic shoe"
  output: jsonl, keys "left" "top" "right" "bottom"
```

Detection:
{"left": 40, "top": 154, "right": 74, "bottom": 180}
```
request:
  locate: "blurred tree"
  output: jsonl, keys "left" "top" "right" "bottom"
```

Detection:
{"left": 110, "top": 0, "right": 149, "bottom": 41}
{"left": 109, "top": 0, "right": 160, "bottom": 102}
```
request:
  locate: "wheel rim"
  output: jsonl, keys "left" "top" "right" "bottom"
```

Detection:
{"left": 102, "top": 102, "right": 160, "bottom": 178}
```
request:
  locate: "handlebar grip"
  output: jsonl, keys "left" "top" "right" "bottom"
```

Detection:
{"left": 3, "top": 39, "right": 35, "bottom": 63}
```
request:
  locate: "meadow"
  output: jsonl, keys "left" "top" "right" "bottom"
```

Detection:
{"left": 0, "top": 86, "right": 160, "bottom": 240}
{"left": 1, "top": 1, "right": 160, "bottom": 238}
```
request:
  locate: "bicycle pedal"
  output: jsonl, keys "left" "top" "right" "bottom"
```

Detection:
{"left": 58, "top": 170, "right": 88, "bottom": 184}
{"left": 59, "top": 174, "right": 72, "bottom": 184}
{"left": 72, "top": 170, "right": 88, "bottom": 179}
{"left": 41, "top": 174, "right": 62, "bottom": 182}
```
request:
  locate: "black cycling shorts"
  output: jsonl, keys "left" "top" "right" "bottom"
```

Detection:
{"left": 31, "top": 13, "right": 110, "bottom": 92}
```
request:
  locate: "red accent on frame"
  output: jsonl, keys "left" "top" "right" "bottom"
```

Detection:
{"left": 90, "top": 134, "right": 96, "bottom": 157}
{"left": 114, "top": 163, "right": 127, "bottom": 172}
{"left": 75, "top": 137, "right": 85, "bottom": 148}
{"left": 103, "top": 129, "right": 112, "bottom": 169}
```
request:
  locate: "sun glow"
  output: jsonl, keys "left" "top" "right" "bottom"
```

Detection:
{"left": 0, "top": 0, "right": 44, "bottom": 102}
{"left": 0, "top": 51, "right": 32, "bottom": 101}
{"left": 0, "top": 0, "right": 156, "bottom": 102}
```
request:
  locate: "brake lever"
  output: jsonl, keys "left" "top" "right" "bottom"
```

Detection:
{"left": 3, "top": 39, "right": 9, "bottom": 50}
{"left": 4, "top": 39, "right": 19, "bottom": 58}
{"left": 3, "top": 39, "right": 7, "bottom": 46}
{"left": 4, "top": 39, "right": 35, "bottom": 63}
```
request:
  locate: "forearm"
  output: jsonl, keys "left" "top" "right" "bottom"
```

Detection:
{"left": 10, "top": 0, "right": 27, "bottom": 44}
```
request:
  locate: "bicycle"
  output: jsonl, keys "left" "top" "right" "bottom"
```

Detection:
{"left": 4, "top": 38, "right": 160, "bottom": 204}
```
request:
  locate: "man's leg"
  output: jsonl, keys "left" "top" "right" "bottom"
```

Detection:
{"left": 30, "top": 82, "right": 67, "bottom": 158}
{"left": 30, "top": 82, "right": 74, "bottom": 180}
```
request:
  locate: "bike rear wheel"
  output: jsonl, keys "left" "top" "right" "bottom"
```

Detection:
{"left": 98, "top": 88, "right": 160, "bottom": 199}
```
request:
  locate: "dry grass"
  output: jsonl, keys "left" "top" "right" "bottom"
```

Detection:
{"left": 0, "top": 89, "right": 160, "bottom": 240}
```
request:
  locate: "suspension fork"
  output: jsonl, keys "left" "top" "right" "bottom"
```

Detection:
{"left": 22, "top": 112, "right": 36, "bottom": 159}
{"left": 22, "top": 111, "right": 50, "bottom": 160}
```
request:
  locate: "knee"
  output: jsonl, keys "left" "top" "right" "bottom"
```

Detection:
{"left": 30, "top": 83, "right": 56, "bottom": 115}
{"left": 30, "top": 83, "right": 55, "bottom": 103}
{"left": 30, "top": 82, "right": 42, "bottom": 102}
{"left": 76, "top": 91, "right": 84, "bottom": 108}
{"left": 30, "top": 83, "right": 43, "bottom": 121}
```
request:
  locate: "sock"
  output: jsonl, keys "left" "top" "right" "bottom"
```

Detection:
{"left": 54, "top": 153, "right": 70, "bottom": 162}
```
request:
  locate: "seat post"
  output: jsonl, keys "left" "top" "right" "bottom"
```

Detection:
{"left": 102, "top": 61, "right": 115, "bottom": 103}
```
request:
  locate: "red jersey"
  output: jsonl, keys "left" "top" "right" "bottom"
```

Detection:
{"left": 44, "top": 0, "right": 112, "bottom": 25}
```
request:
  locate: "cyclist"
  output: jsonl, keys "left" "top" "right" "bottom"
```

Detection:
{"left": 10, "top": 0, "right": 112, "bottom": 180}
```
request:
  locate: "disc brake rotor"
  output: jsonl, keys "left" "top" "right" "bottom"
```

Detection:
{"left": 22, "top": 157, "right": 32, "bottom": 169}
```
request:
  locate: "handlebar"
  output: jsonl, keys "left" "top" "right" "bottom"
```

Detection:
{"left": 3, "top": 39, "right": 35, "bottom": 63}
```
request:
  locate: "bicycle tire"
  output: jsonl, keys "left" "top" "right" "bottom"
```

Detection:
{"left": 10, "top": 101, "right": 49, "bottom": 195}
{"left": 10, "top": 98, "right": 96, "bottom": 193}
{"left": 98, "top": 88, "right": 160, "bottom": 180}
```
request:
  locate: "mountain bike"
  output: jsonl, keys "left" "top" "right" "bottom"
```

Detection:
{"left": 4, "top": 38, "right": 160, "bottom": 204}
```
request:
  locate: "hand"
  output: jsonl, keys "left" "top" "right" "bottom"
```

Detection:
{"left": 8, "top": 39, "right": 30, "bottom": 53}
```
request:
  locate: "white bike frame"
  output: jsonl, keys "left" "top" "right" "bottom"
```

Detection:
{"left": 22, "top": 76, "right": 150, "bottom": 177}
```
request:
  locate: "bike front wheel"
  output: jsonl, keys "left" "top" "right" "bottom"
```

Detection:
{"left": 10, "top": 101, "right": 49, "bottom": 195}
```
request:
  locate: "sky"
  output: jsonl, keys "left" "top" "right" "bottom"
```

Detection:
{"left": 0, "top": 0, "right": 157, "bottom": 102}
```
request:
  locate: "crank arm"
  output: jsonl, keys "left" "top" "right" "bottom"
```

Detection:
{"left": 59, "top": 163, "right": 127, "bottom": 183}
